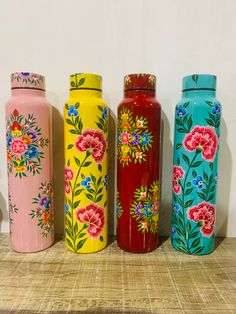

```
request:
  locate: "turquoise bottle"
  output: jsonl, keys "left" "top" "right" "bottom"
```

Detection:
{"left": 171, "top": 74, "right": 221, "bottom": 255}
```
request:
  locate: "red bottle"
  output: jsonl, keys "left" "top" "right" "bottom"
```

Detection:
{"left": 117, "top": 73, "right": 161, "bottom": 253}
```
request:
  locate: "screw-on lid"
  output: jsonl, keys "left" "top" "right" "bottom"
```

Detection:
{"left": 182, "top": 74, "right": 216, "bottom": 92}
{"left": 70, "top": 73, "right": 102, "bottom": 91}
{"left": 124, "top": 73, "right": 156, "bottom": 91}
{"left": 11, "top": 72, "right": 45, "bottom": 91}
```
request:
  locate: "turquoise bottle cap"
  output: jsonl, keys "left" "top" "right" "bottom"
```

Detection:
{"left": 182, "top": 74, "right": 216, "bottom": 92}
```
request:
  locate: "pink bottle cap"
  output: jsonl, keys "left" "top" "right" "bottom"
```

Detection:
{"left": 11, "top": 72, "right": 45, "bottom": 91}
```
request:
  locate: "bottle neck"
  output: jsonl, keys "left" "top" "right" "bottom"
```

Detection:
{"left": 11, "top": 88, "right": 45, "bottom": 97}
{"left": 182, "top": 89, "right": 216, "bottom": 98}
{"left": 124, "top": 89, "right": 156, "bottom": 98}
{"left": 69, "top": 89, "right": 102, "bottom": 98}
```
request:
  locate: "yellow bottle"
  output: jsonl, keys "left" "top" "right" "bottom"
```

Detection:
{"left": 64, "top": 73, "right": 108, "bottom": 253}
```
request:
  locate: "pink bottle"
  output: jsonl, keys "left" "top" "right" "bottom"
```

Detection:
{"left": 5, "top": 72, "right": 54, "bottom": 252}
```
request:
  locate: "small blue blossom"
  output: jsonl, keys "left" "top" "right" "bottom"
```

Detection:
{"left": 173, "top": 203, "right": 180, "bottom": 213}
{"left": 25, "top": 145, "right": 39, "bottom": 158}
{"left": 192, "top": 176, "right": 203, "bottom": 189}
{"left": 176, "top": 105, "right": 187, "bottom": 117}
{"left": 116, "top": 204, "right": 121, "bottom": 217}
{"left": 171, "top": 227, "right": 177, "bottom": 237}
{"left": 117, "top": 132, "right": 121, "bottom": 144}
{"left": 7, "top": 136, "right": 12, "bottom": 148}
{"left": 102, "top": 106, "right": 108, "bottom": 119}
{"left": 68, "top": 105, "right": 78, "bottom": 117}
{"left": 144, "top": 203, "right": 152, "bottom": 216}
{"left": 44, "top": 198, "right": 51, "bottom": 210}
{"left": 141, "top": 133, "right": 150, "bottom": 146}
{"left": 212, "top": 102, "right": 221, "bottom": 115}
{"left": 104, "top": 174, "right": 108, "bottom": 189}
{"left": 81, "top": 177, "right": 91, "bottom": 190}
{"left": 65, "top": 204, "right": 69, "bottom": 215}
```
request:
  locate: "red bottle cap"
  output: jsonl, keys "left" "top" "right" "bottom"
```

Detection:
{"left": 124, "top": 73, "right": 156, "bottom": 91}
{"left": 11, "top": 72, "right": 45, "bottom": 91}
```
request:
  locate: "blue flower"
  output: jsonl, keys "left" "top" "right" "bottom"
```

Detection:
{"left": 44, "top": 198, "right": 51, "bottom": 210}
{"left": 212, "top": 102, "right": 221, "bottom": 115}
{"left": 104, "top": 174, "right": 108, "bottom": 189}
{"left": 141, "top": 133, "right": 150, "bottom": 146}
{"left": 25, "top": 145, "right": 39, "bottom": 158}
{"left": 81, "top": 177, "right": 91, "bottom": 190}
{"left": 102, "top": 107, "right": 108, "bottom": 119}
{"left": 171, "top": 227, "right": 177, "bottom": 237}
{"left": 21, "top": 72, "right": 30, "bottom": 77}
{"left": 68, "top": 105, "right": 78, "bottom": 117}
{"left": 173, "top": 203, "right": 180, "bottom": 213}
{"left": 176, "top": 105, "right": 187, "bottom": 117}
{"left": 117, "top": 132, "right": 121, "bottom": 144}
{"left": 144, "top": 204, "right": 152, "bottom": 216}
{"left": 192, "top": 176, "right": 203, "bottom": 189}
{"left": 65, "top": 204, "right": 69, "bottom": 215}
{"left": 116, "top": 204, "right": 121, "bottom": 217}
{"left": 7, "top": 136, "right": 12, "bottom": 148}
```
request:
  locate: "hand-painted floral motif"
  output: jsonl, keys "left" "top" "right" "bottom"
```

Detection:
{"left": 30, "top": 182, "right": 54, "bottom": 237}
{"left": 11, "top": 72, "right": 44, "bottom": 86}
{"left": 192, "top": 175, "right": 203, "bottom": 189}
{"left": 64, "top": 166, "right": 74, "bottom": 194}
{"left": 130, "top": 181, "right": 159, "bottom": 234}
{"left": 76, "top": 203, "right": 104, "bottom": 238}
{"left": 183, "top": 126, "right": 218, "bottom": 162}
{"left": 117, "top": 108, "right": 153, "bottom": 166}
{"left": 172, "top": 166, "right": 185, "bottom": 194}
{"left": 8, "top": 194, "right": 19, "bottom": 226}
{"left": 187, "top": 202, "right": 215, "bottom": 237}
{"left": 6, "top": 109, "right": 49, "bottom": 178}
{"left": 205, "top": 101, "right": 221, "bottom": 128}
{"left": 116, "top": 192, "right": 122, "bottom": 219}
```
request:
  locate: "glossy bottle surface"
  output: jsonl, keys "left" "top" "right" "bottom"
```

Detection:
{"left": 171, "top": 74, "right": 221, "bottom": 255}
{"left": 64, "top": 73, "right": 108, "bottom": 253}
{"left": 117, "top": 74, "right": 161, "bottom": 253}
{"left": 5, "top": 72, "right": 54, "bottom": 252}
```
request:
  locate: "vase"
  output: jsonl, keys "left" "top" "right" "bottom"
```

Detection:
{"left": 5, "top": 72, "right": 54, "bottom": 252}
{"left": 64, "top": 73, "right": 108, "bottom": 253}
{"left": 117, "top": 73, "right": 161, "bottom": 253}
{"left": 171, "top": 74, "right": 221, "bottom": 255}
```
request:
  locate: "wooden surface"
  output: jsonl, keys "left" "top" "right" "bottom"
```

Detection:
{"left": 1, "top": 234, "right": 236, "bottom": 313}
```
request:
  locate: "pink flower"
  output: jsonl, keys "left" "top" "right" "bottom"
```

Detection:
{"left": 183, "top": 126, "right": 218, "bottom": 161}
{"left": 120, "top": 132, "right": 130, "bottom": 144}
{"left": 172, "top": 166, "right": 185, "bottom": 194}
{"left": 65, "top": 181, "right": 71, "bottom": 194}
{"left": 11, "top": 138, "right": 28, "bottom": 155}
{"left": 65, "top": 166, "right": 74, "bottom": 181}
{"left": 187, "top": 202, "right": 215, "bottom": 237}
{"left": 76, "top": 203, "right": 104, "bottom": 238}
{"left": 75, "top": 129, "right": 106, "bottom": 163}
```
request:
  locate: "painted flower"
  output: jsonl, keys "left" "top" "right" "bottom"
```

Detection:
{"left": 25, "top": 146, "right": 39, "bottom": 158}
{"left": 120, "top": 132, "right": 130, "bottom": 144}
{"left": 21, "top": 72, "right": 30, "bottom": 77}
{"left": 131, "top": 132, "right": 139, "bottom": 145}
{"left": 64, "top": 167, "right": 74, "bottom": 181}
{"left": 121, "top": 112, "right": 129, "bottom": 121}
{"left": 171, "top": 227, "right": 177, "bottom": 237}
{"left": 140, "top": 133, "right": 150, "bottom": 146}
{"left": 116, "top": 202, "right": 122, "bottom": 218}
{"left": 7, "top": 136, "right": 12, "bottom": 148}
{"left": 124, "top": 75, "right": 132, "bottom": 85}
{"left": 172, "top": 166, "right": 185, "bottom": 194}
{"left": 117, "top": 132, "right": 121, "bottom": 144}
{"left": 140, "top": 191, "right": 147, "bottom": 199}
{"left": 13, "top": 109, "right": 19, "bottom": 117}
{"left": 44, "top": 198, "right": 51, "bottom": 210}
{"left": 176, "top": 105, "right": 187, "bottom": 117}
{"left": 173, "top": 203, "right": 180, "bottom": 213}
{"left": 104, "top": 174, "right": 108, "bottom": 188}
{"left": 192, "top": 176, "right": 203, "bottom": 189}
{"left": 136, "top": 120, "right": 144, "bottom": 128}
{"left": 75, "top": 128, "right": 106, "bottom": 163}
{"left": 136, "top": 151, "right": 142, "bottom": 159}
{"left": 14, "top": 163, "right": 26, "bottom": 173}
{"left": 65, "top": 181, "right": 71, "bottom": 194}
{"left": 140, "top": 221, "right": 149, "bottom": 231}
{"left": 22, "top": 135, "right": 31, "bottom": 144}
{"left": 27, "top": 129, "right": 37, "bottom": 140}
{"left": 183, "top": 126, "right": 218, "bottom": 161}
{"left": 39, "top": 196, "right": 47, "bottom": 206}
{"left": 11, "top": 121, "right": 22, "bottom": 136}
{"left": 81, "top": 177, "right": 92, "bottom": 190}
{"left": 144, "top": 204, "right": 152, "bottom": 216}
{"left": 42, "top": 212, "right": 51, "bottom": 224}
{"left": 187, "top": 202, "right": 215, "bottom": 237}
{"left": 76, "top": 203, "right": 105, "bottom": 238}
{"left": 135, "top": 204, "right": 143, "bottom": 216}
{"left": 121, "top": 145, "right": 130, "bottom": 155}
{"left": 102, "top": 106, "right": 108, "bottom": 119}
{"left": 152, "top": 202, "right": 159, "bottom": 213}
{"left": 65, "top": 204, "right": 69, "bottom": 215}
{"left": 68, "top": 105, "right": 78, "bottom": 117}
{"left": 11, "top": 138, "right": 28, "bottom": 155}
{"left": 121, "top": 122, "right": 131, "bottom": 130}
{"left": 148, "top": 75, "right": 155, "bottom": 85}
{"left": 212, "top": 102, "right": 221, "bottom": 115}
{"left": 121, "top": 154, "right": 130, "bottom": 163}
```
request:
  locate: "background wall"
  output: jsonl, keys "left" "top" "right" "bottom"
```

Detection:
{"left": 0, "top": 0, "right": 235, "bottom": 236}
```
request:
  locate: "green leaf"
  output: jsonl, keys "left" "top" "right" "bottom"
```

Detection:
{"left": 184, "top": 200, "right": 193, "bottom": 208}
{"left": 197, "top": 192, "right": 206, "bottom": 201}
{"left": 67, "top": 144, "right": 74, "bottom": 150}
{"left": 183, "top": 115, "right": 187, "bottom": 124}
{"left": 191, "top": 161, "right": 202, "bottom": 168}
{"left": 83, "top": 162, "right": 92, "bottom": 167}
{"left": 81, "top": 173, "right": 85, "bottom": 179}
{"left": 187, "top": 117, "right": 193, "bottom": 130}
{"left": 177, "top": 128, "right": 189, "bottom": 133}
{"left": 185, "top": 187, "right": 194, "bottom": 195}
{"left": 209, "top": 162, "right": 214, "bottom": 171}
{"left": 96, "top": 195, "right": 103, "bottom": 202}
{"left": 192, "top": 74, "right": 198, "bottom": 83}
{"left": 203, "top": 172, "right": 209, "bottom": 182}
{"left": 189, "top": 231, "right": 199, "bottom": 239}
{"left": 74, "top": 189, "right": 83, "bottom": 196}
{"left": 66, "top": 238, "right": 74, "bottom": 250}
{"left": 182, "top": 154, "right": 190, "bottom": 166}
{"left": 206, "top": 101, "right": 213, "bottom": 107}
{"left": 100, "top": 236, "right": 104, "bottom": 242}
{"left": 65, "top": 103, "right": 69, "bottom": 110}
{"left": 85, "top": 193, "right": 94, "bottom": 201}
{"left": 205, "top": 119, "right": 215, "bottom": 127}
{"left": 192, "top": 170, "right": 197, "bottom": 178}
{"left": 77, "top": 232, "right": 86, "bottom": 238}
{"left": 191, "top": 237, "right": 201, "bottom": 248}
{"left": 74, "top": 222, "right": 78, "bottom": 234}
{"left": 76, "top": 238, "right": 87, "bottom": 251}
{"left": 77, "top": 78, "right": 85, "bottom": 87}
{"left": 191, "top": 246, "right": 204, "bottom": 254}
{"left": 207, "top": 194, "right": 214, "bottom": 201}
{"left": 74, "top": 157, "right": 80, "bottom": 166}
{"left": 98, "top": 164, "right": 102, "bottom": 172}
{"left": 176, "top": 143, "right": 182, "bottom": 149}
{"left": 73, "top": 201, "right": 80, "bottom": 209}
{"left": 74, "top": 102, "right": 80, "bottom": 109}
{"left": 69, "top": 129, "right": 80, "bottom": 134}
{"left": 177, "top": 157, "right": 180, "bottom": 166}
{"left": 66, "top": 119, "right": 74, "bottom": 125}
{"left": 183, "top": 101, "right": 190, "bottom": 108}
{"left": 98, "top": 105, "right": 104, "bottom": 111}
{"left": 187, "top": 222, "right": 191, "bottom": 233}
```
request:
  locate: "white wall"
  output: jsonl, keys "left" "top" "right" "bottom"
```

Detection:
{"left": 0, "top": 0, "right": 235, "bottom": 236}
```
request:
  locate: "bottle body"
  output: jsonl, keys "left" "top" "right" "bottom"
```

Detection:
{"left": 6, "top": 72, "right": 54, "bottom": 252}
{"left": 171, "top": 74, "right": 220, "bottom": 255}
{"left": 64, "top": 73, "right": 108, "bottom": 253}
{"left": 117, "top": 74, "right": 161, "bottom": 253}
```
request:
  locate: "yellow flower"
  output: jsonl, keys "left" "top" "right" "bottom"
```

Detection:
{"left": 153, "top": 215, "right": 159, "bottom": 222}
{"left": 121, "top": 145, "right": 130, "bottom": 154}
{"left": 153, "top": 185, "right": 159, "bottom": 193}
{"left": 12, "top": 130, "right": 22, "bottom": 136}
{"left": 121, "top": 113, "right": 129, "bottom": 121}
{"left": 14, "top": 164, "right": 26, "bottom": 172}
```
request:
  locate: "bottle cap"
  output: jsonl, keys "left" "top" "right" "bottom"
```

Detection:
{"left": 182, "top": 74, "right": 216, "bottom": 92}
{"left": 124, "top": 73, "right": 156, "bottom": 91}
{"left": 11, "top": 72, "right": 45, "bottom": 91}
{"left": 70, "top": 73, "right": 102, "bottom": 91}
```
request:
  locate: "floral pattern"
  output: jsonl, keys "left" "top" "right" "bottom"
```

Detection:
{"left": 117, "top": 108, "right": 153, "bottom": 166}
{"left": 64, "top": 101, "right": 107, "bottom": 252}
{"left": 130, "top": 181, "right": 159, "bottom": 234}
{"left": 116, "top": 192, "right": 122, "bottom": 219}
{"left": 6, "top": 109, "right": 49, "bottom": 178}
{"left": 172, "top": 166, "right": 185, "bottom": 194}
{"left": 30, "top": 182, "right": 54, "bottom": 237}
{"left": 11, "top": 72, "right": 44, "bottom": 86}
{"left": 8, "top": 194, "right": 19, "bottom": 226}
